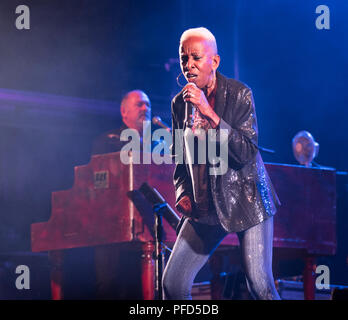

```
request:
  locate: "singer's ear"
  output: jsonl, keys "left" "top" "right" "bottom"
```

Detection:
{"left": 212, "top": 54, "right": 220, "bottom": 71}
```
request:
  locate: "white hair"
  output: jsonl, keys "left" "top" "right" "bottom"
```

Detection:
{"left": 180, "top": 27, "right": 218, "bottom": 54}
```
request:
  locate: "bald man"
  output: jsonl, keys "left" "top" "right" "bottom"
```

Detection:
{"left": 92, "top": 90, "right": 151, "bottom": 155}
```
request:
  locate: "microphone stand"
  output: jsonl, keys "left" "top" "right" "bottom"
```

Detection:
{"left": 153, "top": 202, "right": 166, "bottom": 300}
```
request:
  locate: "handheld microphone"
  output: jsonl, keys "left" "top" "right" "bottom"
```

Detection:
{"left": 152, "top": 116, "right": 171, "bottom": 132}
{"left": 185, "top": 102, "right": 195, "bottom": 128}
{"left": 184, "top": 82, "right": 198, "bottom": 127}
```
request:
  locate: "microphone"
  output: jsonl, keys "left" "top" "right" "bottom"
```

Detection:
{"left": 152, "top": 116, "right": 171, "bottom": 132}
{"left": 184, "top": 82, "right": 198, "bottom": 127}
{"left": 185, "top": 102, "right": 195, "bottom": 128}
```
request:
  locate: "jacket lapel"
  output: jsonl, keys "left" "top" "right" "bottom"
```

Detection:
{"left": 214, "top": 71, "right": 228, "bottom": 119}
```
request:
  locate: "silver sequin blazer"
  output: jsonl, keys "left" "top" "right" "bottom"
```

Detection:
{"left": 171, "top": 71, "right": 281, "bottom": 233}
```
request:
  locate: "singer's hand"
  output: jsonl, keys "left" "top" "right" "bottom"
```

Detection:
{"left": 183, "top": 83, "right": 220, "bottom": 128}
{"left": 183, "top": 83, "right": 210, "bottom": 116}
{"left": 176, "top": 195, "right": 194, "bottom": 219}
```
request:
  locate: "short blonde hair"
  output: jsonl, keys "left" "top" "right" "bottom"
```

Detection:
{"left": 180, "top": 27, "right": 218, "bottom": 54}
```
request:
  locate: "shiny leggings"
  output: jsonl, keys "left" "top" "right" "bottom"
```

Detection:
{"left": 162, "top": 216, "right": 280, "bottom": 300}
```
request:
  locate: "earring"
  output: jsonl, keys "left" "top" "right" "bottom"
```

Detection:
{"left": 176, "top": 73, "right": 187, "bottom": 88}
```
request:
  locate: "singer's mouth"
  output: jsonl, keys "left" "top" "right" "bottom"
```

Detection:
{"left": 186, "top": 73, "right": 197, "bottom": 79}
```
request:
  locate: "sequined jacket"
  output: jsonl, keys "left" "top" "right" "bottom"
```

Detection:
{"left": 171, "top": 71, "right": 280, "bottom": 233}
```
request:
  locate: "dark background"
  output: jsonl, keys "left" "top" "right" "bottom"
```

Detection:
{"left": 0, "top": 0, "right": 347, "bottom": 296}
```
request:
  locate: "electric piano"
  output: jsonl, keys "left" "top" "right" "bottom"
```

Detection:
{"left": 31, "top": 151, "right": 336, "bottom": 300}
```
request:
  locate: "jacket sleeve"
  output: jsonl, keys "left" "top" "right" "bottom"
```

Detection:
{"left": 171, "top": 99, "right": 193, "bottom": 205}
{"left": 216, "top": 87, "right": 259, "bottom": 169}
